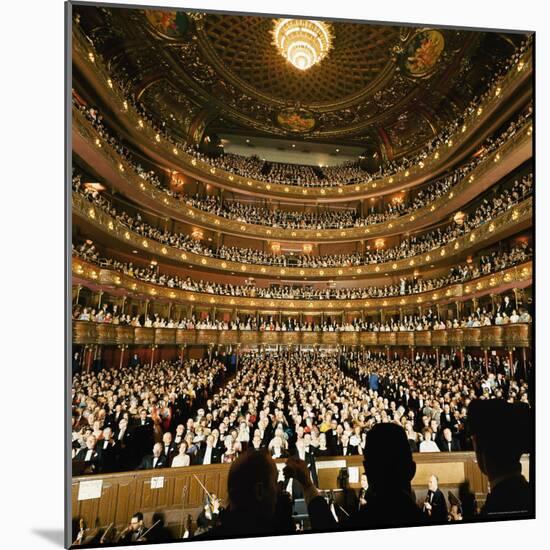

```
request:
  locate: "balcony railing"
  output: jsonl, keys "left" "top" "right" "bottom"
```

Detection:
{"left": 73, "top": 191, "right": 532, "bottom": 279}
{"left": 73, "top": 106, "right": 532, "bottom": 243}
{"left": 73, "top": 256, "right": 532, "bottom": 312}
{"left": 72, "top": 24, "right": 533, "bottom": 201}
{"left": 73, "top": 322, "right": 531, "bottom": 348}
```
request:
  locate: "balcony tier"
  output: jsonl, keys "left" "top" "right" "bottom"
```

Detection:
{"left": 73, "top": 107, "right": 532, "bottom": 243}
{"left": 73, "top": 257, "right": 532, "bottom": 313}
{"left": 73, "top": 192, "right": 532, "bottom": 280}
{"left": 72, "top": 26, "right": 533, "bottom": 203}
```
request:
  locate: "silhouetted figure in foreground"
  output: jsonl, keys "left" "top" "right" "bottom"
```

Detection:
{"left": 198, "top": 449, "right": 335, "bottom": 539}
{"left": 467, "top": 399, "right": 533, "bottom": 519}
{"left": 348, "top": 424, "right": 425, "bottom": 528}
{"left": 457, "top": 481, "right": 478, "bottom": 520}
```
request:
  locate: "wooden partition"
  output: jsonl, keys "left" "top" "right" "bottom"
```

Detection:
{"left": 73, "top": 322, "right": 532, "bottom": 348}
{"left": 71, "top": 452, "right": 530, "bottom": 537}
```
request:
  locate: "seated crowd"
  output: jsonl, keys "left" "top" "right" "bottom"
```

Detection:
{"left": 75, "top": 89, "right": 531, "bottom": 216}
{"left": 73, "top": 288, "right": 531, "bottom": 329}
{"left": 72, "top": 351, "right": 529, "bottom": 478}
{"left": 73, "top": 172, "right": 532, "bottom": 268}
{"left": 74, "top": 239, "right": 532, "bottom": 301}
{"left": 177, "top": 174, "right": 451, "bottom": 229}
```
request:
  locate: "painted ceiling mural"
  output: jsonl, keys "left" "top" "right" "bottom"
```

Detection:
{"left": 74, "top": 5, "right": 522, "bottom": 160}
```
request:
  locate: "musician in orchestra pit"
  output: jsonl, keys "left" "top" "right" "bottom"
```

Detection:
{"left": 423, "top": 475, "right": 448, "bottom": 522}
{"left": 195, "top": 494, "right": 222, "bottom": 535}
{"left": 118, "top": 512, "right": 148, "bottom": 544}
{"left": 358, "top": 473, "right": 369, "bottom": 511}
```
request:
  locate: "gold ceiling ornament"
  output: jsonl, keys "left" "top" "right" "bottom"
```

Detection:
{"left": 272, "top": 19, "right": 333, "bottom": 71}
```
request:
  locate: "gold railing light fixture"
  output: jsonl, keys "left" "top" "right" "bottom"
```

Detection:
{"left": 272, "top": 19, "right": 333, "bottom": 71}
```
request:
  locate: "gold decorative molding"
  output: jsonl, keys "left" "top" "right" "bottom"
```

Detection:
{"left": 73, "top": 322, "right": 531, "bottom": 348}
{"left": 73, "top": 107, "right": 532, "bottom": 242}
{"left": 72, "top": 25, "right": 533, "bottom": 201}
{"left": 72, "top": 191, "right": 532, "bottom": 279}
{"left": 72, "top": 256, "right": 532, "bottom": 312}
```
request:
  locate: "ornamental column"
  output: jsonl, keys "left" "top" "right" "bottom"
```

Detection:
{"left": 74, "top": 285, "right": 82, "bottom": 306}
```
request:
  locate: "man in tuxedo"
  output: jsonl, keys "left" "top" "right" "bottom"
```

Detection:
{"left": 440, "top": 403, "right": 456, "bottom": 432}
{"left": 173, "top": 424, "right": 185, "bottom": 446}
{"left": 198, "top": 435, "right": 221, "bottom": 465}
{"left": 340, "top": 434, "right": 358, "bottom": 456}
{"left": 114, "top": 418, "right": 133, "bottom": 470}
{"left": 407, "top": 390, "right": 420, "bottom": 415}
{"left": 439, "top": 428, "right": 461, "bottom": 452}
{"left": 136, "top": 443, "right": 168, "bottom": 470}
{"left": 423, "top": 475, "right": 447, "bottom": 522}
{"left": 430, "top": 419, "right": 443, "bottom": 448}
{"left": 357, "top": 473, "right": 369, "bottom": 511}
{"left": 132, "top": 409, "right": 154, "bottom": 463}
{"left": 325, "top": 420, "right": 341, "bottom": 455}
{"left": 105, "top": 404, "right": 124, "bottom": 430}
{"left": 501, "top": 295, "right": 514, "bottom": 317}
{"left": 96, "top": 427, "right": 118, "bottom": 473}
{"left": 292, "top": 438, "right": 318, "bottom": 491}
{"left": 161, "top": 432, "right": 178, "bottom": 466}
{"left": 495, "top": 372, "right": 510, "bottom": 394}
{"left": 74, "top": 435, "right": 101, "bottom": 474}
{"left": 468, "top": 399, "right": 533, "bottom": 518}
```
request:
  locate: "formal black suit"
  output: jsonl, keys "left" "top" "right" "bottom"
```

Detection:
{"left": 74, "top": 448, "right": 101, "bottom": 474}
{"left": 131, "top": 419, "right": 154, "bottom": 461}
{"left": 161, "top": 442, "right": 178, "bottom": 466}
{"left": 198, "top": 445, "right": 222, "bottom": 465}
{"left": 438, "top": 438, "right": 461, "bottom": 452}
{"left": 424, "top": 488, "right": 447, "bottom": 522}
{"left": 408, "top": 397, "right": 420, "bottom": 414}
{"left": 326, "top": 430, "right": 340, "bottom": 455}
{"left": 340, "top": 444, "right": 359, "bottom": 457}
{"left": 440, "top": 413, "right": 455, "bottom": 431}
{"left": 136, "top": 454, "right": 168, "bottom": 470}
{"left": 105, "top": 411, "right": 124, "bottom": 429}
{"left": 96, "top": 439, "right": 119, "bottom": 472}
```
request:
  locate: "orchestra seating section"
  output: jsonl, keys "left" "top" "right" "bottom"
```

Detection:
{"left": 69, "top": 6, "right": 533, "bottom": 545}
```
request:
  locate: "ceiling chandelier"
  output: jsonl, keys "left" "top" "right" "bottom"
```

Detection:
{"left": 272, "top": 19, "right": 333, "bottom": 71}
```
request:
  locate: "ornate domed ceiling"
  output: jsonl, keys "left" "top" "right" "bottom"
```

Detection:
{"left": 198, "top": 14, "right": 401, "bottom": 105}
{"left": 74, "top": 5, "right": 525, "bottom": 160}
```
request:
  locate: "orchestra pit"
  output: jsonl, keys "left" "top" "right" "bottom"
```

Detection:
{"left": 69, "top": 5, "right": 534, "bottom": 545}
